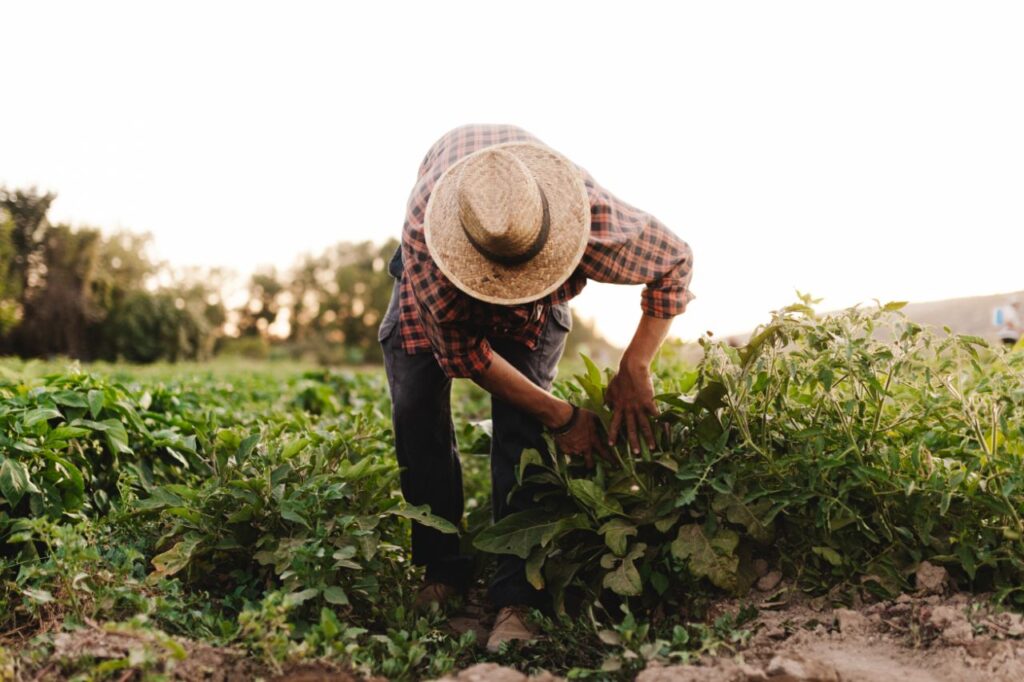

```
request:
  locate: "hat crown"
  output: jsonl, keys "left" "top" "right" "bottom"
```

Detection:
{"left": 456, "top": 149, "right": 545, "bottom": 262}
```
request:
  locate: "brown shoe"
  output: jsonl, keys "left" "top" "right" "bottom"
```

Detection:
{"left": 485, "top": 605, "right": 537, "bottom": 652}
{"left": 414, "top": 581, "right": 461, "bottom": 612}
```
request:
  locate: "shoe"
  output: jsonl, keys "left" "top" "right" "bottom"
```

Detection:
{"left": 485, "top": 605, "right": 537, "bottom": 652}
{"left": 414, "top": 581, "right": 461, "bottom": 612}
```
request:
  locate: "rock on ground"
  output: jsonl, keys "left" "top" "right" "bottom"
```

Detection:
{"left": 430, "top": 663, "right": 563, "bottom": 682}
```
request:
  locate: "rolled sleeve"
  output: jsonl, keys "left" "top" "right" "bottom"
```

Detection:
{"left": 579, "top": 175, "right": 695, "bottom": 318}
{"left": 640, "top": 241, "right": 695, "bottom": 318}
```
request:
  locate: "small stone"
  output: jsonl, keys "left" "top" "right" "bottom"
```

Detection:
{"left": 739, "top": 663, "right": 768, "bottom": 681}
{"left": 451, "top": 663, "right": 529, "bottom": 682}
{"left": 916, "top": 561, "right": 950, "bottom": 595}
{"left": 753, "top": 559, "right": 770, "bottom": 577}
{"left": 765, "top": 654, "right": 840, "bottom": 681}
{"left": 835, "top": 608, "right": 868, "bottom": 635}
{"left": 995, "top": 611, "right": 1024, "bottom": 637}
{"left": 757, "top": 570, "right": 783, "bottom": 592}
{"left": 927, "top": 605, "right": 974, "bottom": 646}
{"left": 896, "top": 593, "right": 912, "bottom": 604}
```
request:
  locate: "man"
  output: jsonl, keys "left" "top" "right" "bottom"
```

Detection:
{"left": 378, "top": 125, "right": 693, "bottom": 652}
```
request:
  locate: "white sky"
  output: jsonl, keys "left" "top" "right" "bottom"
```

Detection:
{"left": 2, "top": 1, "right": 1022, "bottom": 346}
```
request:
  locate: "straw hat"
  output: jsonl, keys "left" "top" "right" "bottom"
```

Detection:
{"left": 424, "top": 142, "right": 591, "bottom": 305}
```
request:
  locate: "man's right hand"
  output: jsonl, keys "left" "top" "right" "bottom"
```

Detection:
{"left": 552, "top": 408, "right": 613, "bottom": 468}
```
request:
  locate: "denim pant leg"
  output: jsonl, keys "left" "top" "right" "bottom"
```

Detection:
{"left": 380, "top": 285, "right": 473, "bottom": 588}
{"left": 487, "top": 304, "right": 571, "bottom": 609}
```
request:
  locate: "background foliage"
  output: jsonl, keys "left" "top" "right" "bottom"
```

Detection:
{"left": 0, "top": 186, "right": 616, "bottom": 367}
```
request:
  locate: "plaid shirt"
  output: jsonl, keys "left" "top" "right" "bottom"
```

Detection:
{"left": 397, "top": 124, "right": 694, "bottom": 378}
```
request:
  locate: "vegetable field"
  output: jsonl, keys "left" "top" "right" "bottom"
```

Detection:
{"left": 3, "top": 300, "right": 1024, "bottom": 680}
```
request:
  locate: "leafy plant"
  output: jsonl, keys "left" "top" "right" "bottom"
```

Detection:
{"left": 477, "top": 298, "right": 1024, "bottom": 612}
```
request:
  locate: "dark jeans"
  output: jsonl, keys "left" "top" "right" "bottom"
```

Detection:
{"left": 378, "top": 280, "right": 571, "bottom": 609}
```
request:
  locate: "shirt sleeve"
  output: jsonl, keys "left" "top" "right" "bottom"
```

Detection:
{"left": 577, "top": 174, "right": 695, "bottom": 318}
{"left": 413, "top": 287, "right": 495, "bottom": 378}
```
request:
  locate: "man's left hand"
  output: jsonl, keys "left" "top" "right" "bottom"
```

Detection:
{"left": 605, "top": 361, "right": 658, "bottom": 454}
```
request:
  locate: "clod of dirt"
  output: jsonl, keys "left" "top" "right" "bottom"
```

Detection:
{"left": 430, "top": 663, "right": 563, "bottom": 682}
{"left": 765, "top": 653, "right": 840, "bottom": 681}
{"left": 756, "top": 570, "right": 783, "bottom": 592}
{"left": 924, "top": 604, "right": 974, "bottom": 645}
{"left": 834, "top": 608, "right": 868, "bottom": 635}
{"left": 753, "top": 559, "right": 770, "bottom": 578}
{"left": 636, "top": 659, "right": 758, "bottom": 681}
{"left": 989, "top": 611, "right": 1024, "bottom": 638}
{"left": 916, "top": 561, "right": 951, "bottom": 596}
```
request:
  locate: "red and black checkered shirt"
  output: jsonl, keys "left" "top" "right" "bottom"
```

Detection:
{"left": 398, "top": 124, "right": 694, "bottom": 378}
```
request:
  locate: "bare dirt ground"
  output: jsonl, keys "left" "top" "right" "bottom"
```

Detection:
{"left": 437, "top": 563, "right": 1024, "bottom": 682}
{"left": 7, "top": 563, "right": 1024, "bottom": 681}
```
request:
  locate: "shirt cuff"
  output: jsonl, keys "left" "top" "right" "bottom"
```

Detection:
{"left": 641, "top": 282, "right": 694, "bottom": 318}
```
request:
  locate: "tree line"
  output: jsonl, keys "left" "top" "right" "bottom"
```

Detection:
{"left": 0, "top": 187, "right": 614, "bottom": 365}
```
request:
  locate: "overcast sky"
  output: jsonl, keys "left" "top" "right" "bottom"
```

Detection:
{"left": 2, "top": 1, "right": 1022, "bottom": 346}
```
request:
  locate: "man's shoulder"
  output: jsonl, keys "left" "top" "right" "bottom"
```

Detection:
{"left": 420, "top": 124, "right": 542, "bottom": 173}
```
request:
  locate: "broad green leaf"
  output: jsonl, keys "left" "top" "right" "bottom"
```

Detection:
{"left": 525, "top": 545, "right": 547, "bottom": 590}
{"left": 284, "top": 588, "right": 320, "bottom": 607}
{"left": 581, "top": 353, "right": 603, "bottom": 388}
{"left": 52, "top": 391, "right": 88, "bottom": 408}
{"left": 100, "top": 419, "right": 132, "bottom": 455}
{"left": 237, "top": 433, "right": 260, "bottom": 465}
{"left": 812, "top": 546, "right": 843, "bottom": 567}
{"left": 518, "top": 448, "right": 544, "bottom": 484}
{"left": 151, "top": 535, "right": 202, "bottom": 578}
{"left": 671, "top": 524, "right": 740, "bottom": 591}
{"left": 48, "top": 426, "right": 90, "bottom": 440}
{"left": 387, "top": 504, "right": 457, "bottom": 534}
{"left": 281, "top": 438, "right": 309, "bottom": 458}
{"left": 568, "top": 478, "right": 623, "bottom": 518}
{"left": 280, "top": 501, "right": 310, "bottom": 528}
{"left": 323, "top": 586, "right": 349, "bottom": 605}
{"left": 0, "top": 459, "right": 30, "bottom": 508}
{"left": 24, "top": 407, "right": 62, "bottom": 428}
{"left": 712, "top": 493, "right": 775, "bottom": 544}
{"left": 87, "top": 389, "right": 105, "bottom": 418}
{"left": 654, "top": 511, "right": 681, "bottom": 534}
{"left": 601, "top": 543, "right": 645, "bottom": 596}
{"left": 695, "top": 382, "right": 728, "bottom": 411}
{"left": 599, "top": 518, "right": 637, "bottom": 556}
{"left": 474, "top": 509, "right": 589, "bottom": 559}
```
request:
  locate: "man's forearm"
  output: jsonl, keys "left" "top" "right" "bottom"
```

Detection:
{"left": 620, "top": 314, "right": 674, "bottom": 370}
{"left": 474, "top": 353, "right": 573, "bottom": 429}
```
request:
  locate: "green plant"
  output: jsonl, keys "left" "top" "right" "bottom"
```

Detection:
{"left": 477, "top": 298, "right": 1024, "bottom": 613}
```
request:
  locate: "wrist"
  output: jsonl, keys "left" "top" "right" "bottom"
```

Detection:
{"left": 547, "top": 403, "right": 580, "bottom": 435}
{"left": 540, "top": 398, "right": 574, "bottom": 429}
{"left": 619, "top": 351, "right": 651, "bottom": 374}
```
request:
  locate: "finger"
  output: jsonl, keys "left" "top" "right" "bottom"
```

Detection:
{"left": 626, "top": 409, "right": 640, "bottom": 454}
{"left": 644, "top": 399, "right": 660, "bottom": 417}
{"left": 639, "top": 411, "right": 656, "bottom": 451}
{"left": 594, "top": 432, "right": 615, "bottom": 465}
{"left": 608, "top": 406, "right": 623, "bottom": 447}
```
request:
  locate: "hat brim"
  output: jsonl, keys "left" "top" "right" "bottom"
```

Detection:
{"left": 424, "top": 142, "right": 590, "bottom": 306}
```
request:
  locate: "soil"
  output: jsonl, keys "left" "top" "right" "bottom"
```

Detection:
{"left": 7, "top": 563, "right": 1024, "bottom": 681}
{"left": 4, "top": 624, "right": 373, "bottom": 682}
{"left": 436, "top": 563, "right": 1024, "bottom": 681}
{"left": 635, "top": 562, "right": 1024, "bottom": 682}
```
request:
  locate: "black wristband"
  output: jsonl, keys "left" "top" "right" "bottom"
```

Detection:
{"left": 548, "top": 403, "right": 579, "bottom": 435}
